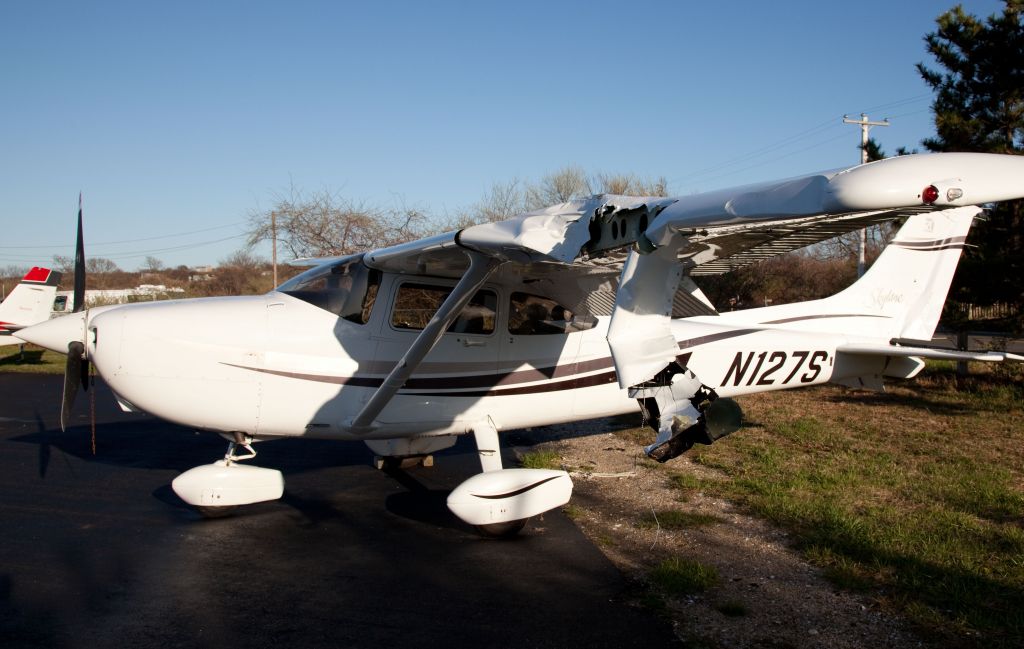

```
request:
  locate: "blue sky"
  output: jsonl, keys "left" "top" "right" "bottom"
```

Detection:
{"left": 0, "top": 0, "right": 1007, "bottom": 270}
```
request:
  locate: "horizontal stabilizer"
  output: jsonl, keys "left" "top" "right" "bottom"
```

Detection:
{"left": 837, "top": 342, "right": 1022, "bottom": 363}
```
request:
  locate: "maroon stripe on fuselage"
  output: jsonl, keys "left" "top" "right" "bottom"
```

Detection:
{"left": 223, "top": 328, "right": 755, "bottom": 398}
{"left": 759, "top": 314, "right": 890, "bottom": 325}
{"left": 223, "top": 356, "right": 617, "bottom": 395}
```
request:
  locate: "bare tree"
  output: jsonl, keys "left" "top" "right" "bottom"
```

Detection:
{"left": 2, "top": 265, "right": 29, "bottom": 280}
{"left": 142, "top": 256, "right": 165, "bottom": 272}
{"left": 52, "top": 255, "right": 73, "bottom": 274}
{"left": 524, "top": 166, "right": 592, "bottom": 210}
{"left": 86, "top": 258, "right": 119, "bottom": 273}
{"left": 477, "top": 179, "right": 527, "bottom": 222}
{"left": 441, "top": 179, "right": 528, "bottom": 229}
{"left": 248, "top": 187, "right": 430, "bottom": 259}
{"left": 812, "top": 223, "right": 897, "bottom": 264}
{"left": 594, "top": 173, "right": 669, "bottom": 197}
{"left": 221, "top": 249, "right": 264, "bottom": 270}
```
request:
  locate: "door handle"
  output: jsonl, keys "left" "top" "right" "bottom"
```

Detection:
{"left": 462, "top": 339, "right": 486, "bottom": 347}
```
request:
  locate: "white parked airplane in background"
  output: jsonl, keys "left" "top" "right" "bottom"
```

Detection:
{"left": 19, "top": 153, "right": 1024, "bottom": 535}
{"left": 0, "top": 267, "right": 62, "bottom": 348}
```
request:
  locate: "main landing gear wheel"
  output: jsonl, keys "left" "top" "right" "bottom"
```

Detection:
{"left": 474, "top": 518, "right": 528, "bottom": 538}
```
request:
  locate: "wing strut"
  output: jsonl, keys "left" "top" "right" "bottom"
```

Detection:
{"left": 349, "top": 251, "right": 504, "bottom": 435}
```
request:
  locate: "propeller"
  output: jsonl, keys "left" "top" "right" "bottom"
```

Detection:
{"left": 59, "top": 340, "right": 87, "bottom": 431}
{"left": 59, "top": 195, "right": 90, "bottom": 433}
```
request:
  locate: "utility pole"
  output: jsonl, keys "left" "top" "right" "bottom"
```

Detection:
{"left": 843, "top": 113, "right": 890, "bottom": 276}
{"left": 271, "top": 210, "right": 278, "bottom": 287}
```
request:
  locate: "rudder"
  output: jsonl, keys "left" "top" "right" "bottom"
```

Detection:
{"left": 826, "top": 206, "right": 979, "bottom": 341}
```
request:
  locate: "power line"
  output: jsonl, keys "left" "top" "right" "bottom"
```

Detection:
{"left": 682, "top": 130, "right": 852, "bottom": 188}
{"left": 856, "top": 93, "right": 931, "bottom": 114}
{"left": 670, "top": 94, "right": 933, "bottom": 188}
{"left": 0, "top": 233, "right": 249, "bottom": 265}
{"left": 672, "top": 118, "right": 842, "bottom": 184}
{"left": 0, "top": 221, "right": 246, "bottom": 249}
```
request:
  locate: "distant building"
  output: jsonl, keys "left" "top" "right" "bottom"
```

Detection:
{"left": 189, "top": 266, "right": 215, "bottom": 282}
{"left": 52, "top": 284, "right": 186, "bottom": 315}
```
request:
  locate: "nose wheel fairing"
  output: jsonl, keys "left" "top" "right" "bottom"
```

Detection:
{"left": 172, "top": 434, "right": 284, "bottom": 515}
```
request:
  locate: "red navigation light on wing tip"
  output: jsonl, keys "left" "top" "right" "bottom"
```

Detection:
{"left": 922, "top": 185, "right": 940, "bottom": 204}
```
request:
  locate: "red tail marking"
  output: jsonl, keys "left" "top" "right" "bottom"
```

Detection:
{"left": 22, "top": 267, "right": 52, "bottom": 283}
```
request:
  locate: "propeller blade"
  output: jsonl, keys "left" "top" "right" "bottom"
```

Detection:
{"left": 73, "top": 194, "right": 85, "bottom": 313}
{"left": 61, "top": 341, "right": 85, "bottom": 432}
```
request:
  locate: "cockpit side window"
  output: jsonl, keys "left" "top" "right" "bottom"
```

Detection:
{"left": 391, "top": 283, "right": 497, "bottom": 334}
{"left": 277, "top": 255, "right": 380, "bottom": 324}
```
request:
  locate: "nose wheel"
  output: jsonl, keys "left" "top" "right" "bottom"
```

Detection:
{"left": 195, "top": 504, "right": 237, "bottom": 518}
{"left": 475, "top": 519, "right": 528, "bottom": 538}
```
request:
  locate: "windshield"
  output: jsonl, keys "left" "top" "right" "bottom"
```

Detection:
{"left": 277, "top": 255, "right": 380, "bottom": 324}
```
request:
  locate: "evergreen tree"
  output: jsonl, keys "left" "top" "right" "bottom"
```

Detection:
{"left": 918, "top": 1, "right": 1024, "bottom": 328}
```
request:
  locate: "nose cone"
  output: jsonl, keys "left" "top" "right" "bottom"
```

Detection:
{"left": 18, "top": 311, "right": 86, "bottom": 353}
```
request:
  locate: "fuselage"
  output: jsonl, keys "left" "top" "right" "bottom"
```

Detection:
{"left": 80, "top": 268, "right": 887, "bottom": 442}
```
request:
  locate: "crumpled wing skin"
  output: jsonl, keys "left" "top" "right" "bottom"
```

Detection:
{"left": 458, "top": 195, "right": 673, "bottom": 264}
{"left": 457, "top": 200, "right": 596, "bottom": 264}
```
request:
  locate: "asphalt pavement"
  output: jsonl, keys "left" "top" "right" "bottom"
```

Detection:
{"left": 0, "top": 374, "right": 680, "bottom": 648}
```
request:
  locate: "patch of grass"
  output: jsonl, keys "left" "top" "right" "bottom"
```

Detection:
{"left": 667, "top": 472, "right": 700, "bottom": 501}
{"left": 562, "top": 504, "right": 585, "bottom": 521}
{"left": 690, "top": 362, "right": 1024, "bottom": 645}
{"left": 0, "top": 345, "right": 64, "bottom": 374}
{"left": 668, "top": 471, "right": 702, "bottom": 491}
{"left": 519, "top": 450, "right": 561, "bottom": 470}
{"left": 649, "top": 557, "right": 720, "bottom": 596}
{"left": 637, "top": 509, "right": 721, "bottom": 530}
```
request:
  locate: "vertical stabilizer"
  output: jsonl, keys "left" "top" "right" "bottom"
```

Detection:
{"left": 826, "top": 206, "right": 979, "bottom": 341}
{"left": 0, "top": 267, "right": 63, "bottom": 345}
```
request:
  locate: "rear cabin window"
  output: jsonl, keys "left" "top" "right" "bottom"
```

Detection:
{"left": 391, "top": 283, "right": 497, "bottom": 335}
{"left": 277, "top": 255, "right": 380, "bottom": 324}
{"left": 509, "top": 291, "right": 594, "bottom": 335}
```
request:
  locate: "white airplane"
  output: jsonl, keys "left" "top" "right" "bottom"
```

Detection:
{"left": 0, "top": 267, "right": 63, "bottom": 348}
{"left": 18, "top": 152, "right": 1024, "bottom": 535}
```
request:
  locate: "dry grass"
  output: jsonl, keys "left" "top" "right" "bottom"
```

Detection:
{"left": 678, "top": 361, "right": 1024, "bottom": 646}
